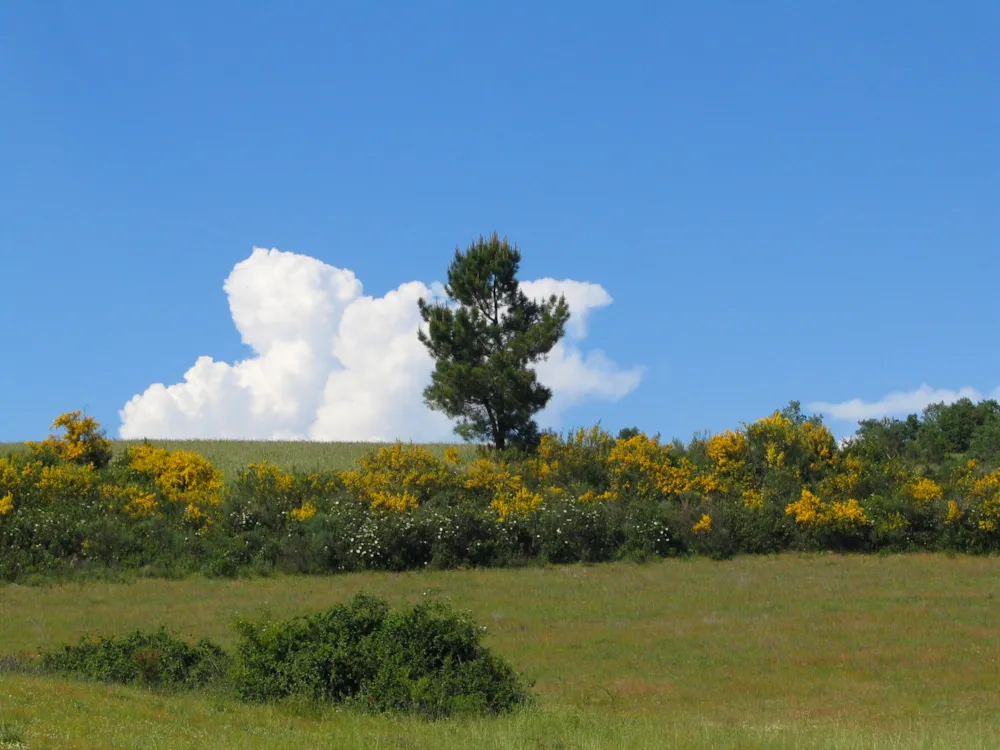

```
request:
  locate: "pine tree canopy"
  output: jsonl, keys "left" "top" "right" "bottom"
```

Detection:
{"left": 418, "top": 233, "right": 570, "bottom": 451}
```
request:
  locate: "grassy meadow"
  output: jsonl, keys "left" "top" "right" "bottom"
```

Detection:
{"left": 2, "top": 554, "right": 1000, "bottom": 748}
{"left": 0, "top": 439, "right": 475, "bottom": 478}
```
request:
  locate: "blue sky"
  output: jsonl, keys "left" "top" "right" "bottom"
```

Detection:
{"left": 1, "top": 1, "right": 996, "bottom": 443}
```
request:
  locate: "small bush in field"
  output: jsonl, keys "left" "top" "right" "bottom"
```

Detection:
{"left": 40, "top": 628, "right": 229, "bottom": 689}
{"left": 231, "top": 593, "right": 532, "bottom": 717}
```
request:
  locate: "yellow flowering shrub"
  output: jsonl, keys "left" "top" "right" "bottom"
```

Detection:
{"left": 0, "top": 457, "right": 17, "bottom": 493}
{"left": 765, "top": 443, "right": 785, "bottom": 468}
{"left": 945, "top": 500, "right": 963, "bottom": 525}
{"left": 246, "top": 462, "right": 296, "bottom": 495}
{"left": 290, "top": 501, "right": 318, "bottom": 521}
{"left": 126, "top": 444, "right": 223, "bottom": 514}
{"left": 607, "top": 434, "right": 708, "bottom": 500}
{"left": 493, "top": 486, "right": 544, "bottom": 520}
{"left": 785, "top": 488, "right": 823, "bottom": 525}
{"left": 908, "top": 477, "right": 943, "bottom": 504}
{"left": 785, "top": 488, "right": 869, "bottom": 528}
{"left": 463, "top": 458, "right": 543, "bottom": 520}
{"left": 528, "top": 427, "right": 615, "bottom": 489}
{"left": 819, "top": 454, "right": 866, "bottom": 499}
{"left": 0, "top": 455, "right": 96, "bottom": 506}
{"left": 27, "top": 411, "right": 113, "bottom": 469}
{"left": 0, "top": 493, "right": 12, "bottom": 516}
{"left": 579, "top": 489, "right": 617, "bottom": 503}
{"left": 742, "top": 488, "right": 764, "bottom": 510}
{"left": 798, "top": 421, "right": 837, "bottom": 473}
{"left": 704, "top": 429, "right": 747, "bottom": 492}
{"left": 341, "top": 443, "right": 455, "bottom": 511}
{"left": 745, "top": 411, "right": 838, "bottom": 485}
{"left": 828, "top": 498, "right": 869, "bottom": 525}
{"left": 970, "top": 469, "right": 1000, "bottom": 533}
{"left": 692, "top": 514, "right": 712, "bottom": 534}
{"left": 36, "top": 463, "right": 96, "bottom": 497}
{"left": 950, "top": 463, "right": 1000, "bottom": 533}
{"left": 101, "top": 484, "right": 160, "bottom": 518}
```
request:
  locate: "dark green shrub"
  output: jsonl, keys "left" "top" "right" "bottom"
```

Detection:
{"left": 528, "top": 498, "right": 621, "bottom": 564}
{"left": 231, "top": 593, "right": 532, "bottom": 717}
{"left": 40, "top": 628, "right": 229, "bottom": 689}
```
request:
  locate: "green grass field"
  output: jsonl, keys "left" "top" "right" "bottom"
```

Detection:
{"left": 2, "top": 554, "right": 999, "bottom": 748}
{"left": 0, "top": 439, "right": 476, "bottom": 477}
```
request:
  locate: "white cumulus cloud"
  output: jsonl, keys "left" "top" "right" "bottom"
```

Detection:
{"left": 809, "top": 384, "right": 997, "bottom": 422}
{"left": 119, "top": 247, "right": 643, "bottom": 441}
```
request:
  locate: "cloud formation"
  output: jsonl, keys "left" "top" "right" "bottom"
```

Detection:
{"left": 119, "top": 247, "right": 643, "bottom": 441}
{"left": 809, "top": 384, "right": 999, "bottom": 422}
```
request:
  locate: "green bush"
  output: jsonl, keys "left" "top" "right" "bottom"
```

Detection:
{"left": 231, "top": 593, "right": 532, "bottom": 717}
{"left": 40, "top": 627, "right": 230, "bottom": 689}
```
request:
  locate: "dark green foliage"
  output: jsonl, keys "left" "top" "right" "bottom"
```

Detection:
{"left": 915, "top": 399, "right": 1000, "bottom": 463}
{"left": 418, "top": 233, "right": 570, "bottom": 450}
{"left": 231, "top": 594, "right": 532, "bottom": 717}
{"left": 40, "top": 628, "right": 229, "bottom": 689}
{"left": 527, "top": 498, "right": 621, "bottom": 564}
{"left": 850, "top": 400, "right": 1000, "bottom": 468}
{"left": 616, "top": 426, "right": 643, "bottom": 441}
{"left": 969, "top": 412, "right": 1000, "bottom": 465}
{"left": 847, "top": 416, "right": 920, "bottom": 464}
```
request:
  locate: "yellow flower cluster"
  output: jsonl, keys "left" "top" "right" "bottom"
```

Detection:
{"left": 607, "top": 434, "right": 707, "bottom": 499}
{"left": 785, "top": 489, "right": 869, "bottom": 528}
{"left": 0, "top": 492, "right": 12, "bottom": 516}
{"left": 821, "top": 455, "right": 865, "bottom": 497}
{"left": 463, "top": 458, "right": 543, "bottom": 520}
{"left": 493, "top": 486, "right": 544, "bottom": 520}
{"left": 102, "top": 484, "right": 160, "bottom": 518}
{"left": 290, "top": 500, "right": 318, "bottom": 521}
{"left": 579, "top": 489, "right": 617, "bottom": 503}
{"left": 341, "top": 443, "right": 454, "bottom": 511}
{"left": 126, "top": 444, "right": 223, "bottom": 516}
{"left": 704, "top": 430, "right": 747, "bottom": 492}
{"left": 530, "top": 427, "right": 615, "bottom": 486}
{"left": 951, "top": 464, "right": 1000, "bottom": 532}
{"left": 692, "top": 513, "right": 712, "bottom": 534}
{"left": 798, "top": 421, "right": 837, "bottom": 471}
{"left": 765, "top": 443, "right": 785, "bottom": 468}
{"left": 26, "top": 411, "right": 113, "bottom": 468}
{"left": 0, "top": 456, "right": 96, "bottom": 502}
{"left": 785, "top": 488, "right": 823, "bottom": 525}
{"left": 909, "top": 477, "right": 943, "bottom": 504}
{"left": 705, "top": 429, "right": 746, "bottom": 467}
{"left": 32, "top": 462, "right": 95, "bottom": 496}
{"left": 246, "top": 461, "right": 297, "bottom": 494}
{"left": 742, "top": 488, "right": 764, "bottom": 510}
{"left": 828, "top": 498, "right": 868, "bottom": 525}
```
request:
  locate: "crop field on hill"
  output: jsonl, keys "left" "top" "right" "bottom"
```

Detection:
{"left": 2, "top": 554, "right": 999, "bottom": 749}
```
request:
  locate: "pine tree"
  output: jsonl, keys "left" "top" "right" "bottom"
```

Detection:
{"left": 418, "top": 233, "right": 569, "bottom": 450}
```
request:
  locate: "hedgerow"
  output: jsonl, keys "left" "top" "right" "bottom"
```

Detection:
{"left": 3, "top": 400, "right": 1000, "bottom": 581}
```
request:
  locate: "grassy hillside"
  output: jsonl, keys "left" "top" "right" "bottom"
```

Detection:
{"left": 0, "top": 439, "right": 477, "bottom": 477}
{"left": 2, "top": 554, "right": 999, "bottom": 748}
